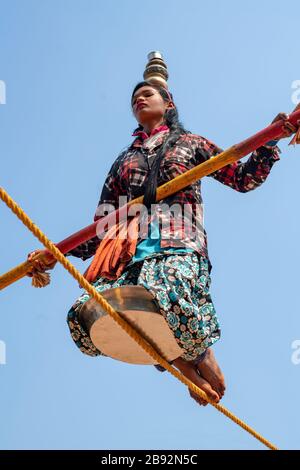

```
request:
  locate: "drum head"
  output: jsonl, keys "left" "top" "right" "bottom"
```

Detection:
{"left": 78, "top": 285, "right": 183, "bottom": 365}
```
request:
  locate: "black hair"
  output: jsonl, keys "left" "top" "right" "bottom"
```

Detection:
{"left": 131, "top": 81, "right": 189, "bottom": 209}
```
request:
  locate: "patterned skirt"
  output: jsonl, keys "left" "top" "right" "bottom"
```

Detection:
{"left": 66, "top": 252, "right": 221, "bottom": 362}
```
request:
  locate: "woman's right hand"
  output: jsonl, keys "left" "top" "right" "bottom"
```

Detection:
{"left": 271, "top": 103, "right": 300, "bottom": 138}
{"left": 27, "top": 249, "right": 57, "bottom": 277}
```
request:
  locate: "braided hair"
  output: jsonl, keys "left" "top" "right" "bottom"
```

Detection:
{"left": 131, "top": 81, "right": 190, "bottom": 210}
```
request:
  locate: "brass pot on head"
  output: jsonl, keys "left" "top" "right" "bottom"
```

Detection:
{"left": 143, "top": 51, "right": 169, "bottom": 90}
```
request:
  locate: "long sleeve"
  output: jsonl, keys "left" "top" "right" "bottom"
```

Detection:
{"left": 195, "top": 136, "right": 281, "bottom": 193}
{"left": 66, "top": 152, "right": 126, "bottom": 260}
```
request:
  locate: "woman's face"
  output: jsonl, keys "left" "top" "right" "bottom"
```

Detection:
{"left": 131, "top": 85, "right": 173, "bottom": 126}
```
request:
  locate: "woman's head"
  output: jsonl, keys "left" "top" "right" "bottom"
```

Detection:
{"left": 131, "top": 81, "right": 175, "bottom": 130}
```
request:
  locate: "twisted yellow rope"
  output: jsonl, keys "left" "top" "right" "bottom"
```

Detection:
{"left": 0, "top": 186, "right": 278, "bottom": 450}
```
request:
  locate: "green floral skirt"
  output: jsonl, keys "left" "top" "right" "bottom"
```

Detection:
{"left": 66, "top": 252, "right": 220, "bottom": 361}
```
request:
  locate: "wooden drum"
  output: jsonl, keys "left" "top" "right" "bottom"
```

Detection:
{"left": 77, "top": 285, "right": 183, "bottom": 365}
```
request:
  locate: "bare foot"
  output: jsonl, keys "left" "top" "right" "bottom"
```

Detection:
{"left": 196, "top": 348, "right": 226, "bottom": 399}
{"left": 173, "top": 357, "right": 220, "bottom": 406}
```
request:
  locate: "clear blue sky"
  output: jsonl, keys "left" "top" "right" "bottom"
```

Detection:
{"left": 1, "top": 0, "right": 300, "bottom": 450}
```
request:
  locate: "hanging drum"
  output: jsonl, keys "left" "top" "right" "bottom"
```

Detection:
{"left": 78, "top": 285, "right": 184, "bottom": 365}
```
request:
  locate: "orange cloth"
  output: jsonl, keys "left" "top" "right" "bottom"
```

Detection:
{"left": 83, "top": 214, "right": 140, "bottom": 282}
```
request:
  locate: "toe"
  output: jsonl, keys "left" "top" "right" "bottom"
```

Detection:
{"left": 194, "top": 375, "right": 219, "bottom": 403}
{"left": 189, "top": 390, "right": 206, "bottom": 406}
{"left": 218, "top": 380, "right": 226, "bottom": 396}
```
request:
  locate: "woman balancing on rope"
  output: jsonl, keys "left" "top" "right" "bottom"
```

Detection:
{"left": 28, "top": 60, "right": 299, "bottom": 407}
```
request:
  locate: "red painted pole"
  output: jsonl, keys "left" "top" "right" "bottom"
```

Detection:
{"left": 1, "top": 109, "right": 299, "bottom": 290}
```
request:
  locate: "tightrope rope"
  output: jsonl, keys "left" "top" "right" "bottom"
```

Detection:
{"left": 0, "top": 186, "right": 278, "bottom": 450}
